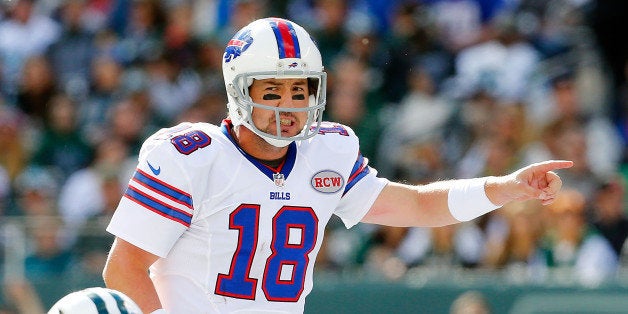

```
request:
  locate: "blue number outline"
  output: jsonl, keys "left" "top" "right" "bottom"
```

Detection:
{"left": 214, "top": 205, "right": 318, "bottom": 302}
{"left": 170, "top": 130, "right": 211, "bottom": 155}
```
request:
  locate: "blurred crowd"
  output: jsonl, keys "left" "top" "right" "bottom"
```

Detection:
{"left": 0, "top": 0, "right": 627, "bottom": 311}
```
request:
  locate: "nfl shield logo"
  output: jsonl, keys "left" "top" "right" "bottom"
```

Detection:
{"left": 273, "top": 173, "right": 285, "bottom": 188}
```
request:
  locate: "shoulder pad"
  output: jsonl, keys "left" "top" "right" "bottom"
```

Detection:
{"left": 308, "top": 122, "right": 359, "bottom": 154}
{"left": 138, "top": 122, "right": 223, "bottom": 161}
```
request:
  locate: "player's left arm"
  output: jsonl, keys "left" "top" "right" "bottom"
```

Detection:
{"left": 361, "top": 160, "right": 573, "bottom": 227}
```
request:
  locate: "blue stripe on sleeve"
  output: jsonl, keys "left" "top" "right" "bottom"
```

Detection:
{"left": 134, "top": 171, "right": 193, "bottom": 208}
{"left": 343, "top": 153, "right": 370, "bottom": 195}
{"left": 125, "top": 187, "right": 192, "bottom": 226}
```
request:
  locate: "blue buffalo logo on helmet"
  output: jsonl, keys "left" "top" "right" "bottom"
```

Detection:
{"left": 224, "top": 29, "right": 253, "bottom": 63}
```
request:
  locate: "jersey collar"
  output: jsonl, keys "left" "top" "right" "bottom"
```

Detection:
{"left": 221, "top": 120, "right": 297, "bottom": 183}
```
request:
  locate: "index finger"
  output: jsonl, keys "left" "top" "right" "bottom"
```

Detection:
{"left": 530, "top": 160, "right": 574, "bottom": 172}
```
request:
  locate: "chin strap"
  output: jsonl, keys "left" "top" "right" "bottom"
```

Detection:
{"left": 262, "top": 135, "right": 294, "bottom": 148}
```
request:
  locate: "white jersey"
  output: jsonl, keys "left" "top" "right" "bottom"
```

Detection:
{"left": 107, "top": 120, "right": 388, "bottom": 313}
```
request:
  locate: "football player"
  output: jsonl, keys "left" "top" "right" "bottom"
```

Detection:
{"left": 103, "top": 17, "right": 572, "bottom": 314}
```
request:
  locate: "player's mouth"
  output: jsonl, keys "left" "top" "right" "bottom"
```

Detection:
{"left": 271, "top": 116, "right": 300, "bottom": 136}
{"left": 280, "top": 118, "right": 293, "bottom": 126}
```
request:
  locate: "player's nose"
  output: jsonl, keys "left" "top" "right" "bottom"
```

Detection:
{"left": 276, "top": 90, "right": 295, "bottom": 108}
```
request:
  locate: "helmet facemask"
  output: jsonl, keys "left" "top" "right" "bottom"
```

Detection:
{"left": 227, "top": 70, "right": 327, "bottom": 147}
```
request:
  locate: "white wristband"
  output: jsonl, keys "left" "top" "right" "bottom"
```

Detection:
{"left": 150, "top": 310, "right": 167, "bottom": 314}
{"left": 447, "top": 177, "right": 501, "bottom": 222}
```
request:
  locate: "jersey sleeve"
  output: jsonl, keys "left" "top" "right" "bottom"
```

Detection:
{"left": 334, "top": 151, "right": 389, "bottom": 229}
{"left": 107, "top": 127, "right": 195, "bottom": 258}
{"left": 317, "top": 122, "right": 389, "bottom": 229}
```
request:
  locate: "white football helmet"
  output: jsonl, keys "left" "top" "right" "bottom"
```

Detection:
{"left": 47, "top": 287, "right": 142, "bottom": 314}
{"left": 222, "top": 17, "right": 327, "bottom": 147}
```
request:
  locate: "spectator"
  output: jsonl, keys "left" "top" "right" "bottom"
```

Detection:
{"left": 1, "top": 280, "right": 44, "bottom": 314}
{"left": 23, "top": 216, "right": 76, "bottom": 281}
{"left": 190, "top": 0, "right": 221, "bottom": 40}
{"left": 361, "top": 220, "right": 486, "bottom": 276}
{"left": 73, "top": 171, "right": 123, "bottom": 284}
{"left": 591, "top": 175, "right": 628, "bottom": 258}
{"left": 383, "top": 3, "right": 454, "bottom": 103}
{"left": 194, "top": 38, "right": 226, "bottom": 94}
{"left": 482, "top": 201, "right": 548, "bottom": 282}
{"left": 80, "top": 55, "right": 125, "bottom": 144}
{"left": 80, "top": 0, "right": 116, "bottom": 33}
{"left": 524, "top": 71, "right": 622, "bottom": 183}
{"left": 326, "top": 55, "right": 384, "bottom": 165}
{"left": 12, "top": 166, "right": 60, "bottom": 217}
{"left": 0, "top": 105, "right": 28, "bottom": 182}
{"left": 361, "top": 225, "right": 411, "bottom": 280}
{"left": 457, "top": 100, "right": 527, "bottom": 178}
{"left": 0, "top": 0, "right": 60, "bottom": 98}
{"left": 113, "top": 0, "right": 166, "bottom": 66}
{"left": 57, "top": 136, "right": 132, "bottom": 245}
{"left": 431, "top": 223, "right": 485, "bottom": 268}
{"left": 589, "top": 0, "right": 628, "bottom": 120}
{"left": 175, "top": 90, "right": 228, "bottom": 126}
{"left": 542, "top": 189, "right": 618, "bottom": 286}
{"left": 162, "top": 1, "right": 198, "bottom": 69}
{"left": 427, "top": 0, "right": 489, "bottom": 53}
{"left": 381, "top": 3, "right": 423, "bottom": 103}
{"left": 30, "top": 94, "right": 94, "bottom": 182}
{"left": 145, "top": 51, "right": 202, "bottom": 124}
{"left": 308, "top": 0, "right": 350, "bottom": 67}
{"left": 107, "top": 97, "right": 154, "bottom": 155}
{"left": 449, "top": 90, "right": 499, "bottom": 165}
{"left": 377, "top": 59, "right": 455, "bottom": 182}
{"left": 546, "top": 72, "right": 623, "bottom": 178}
{"left": 15, "top": 55, "right": 57, "bottom": 124}
{"left": 214, "top": 0, "right": 268, "bottom": 44}
{"left": 452, "top": 13, "right": 540, "bottom": 102}
{"left": 46, "top": 0, "right": 97, "bottom": 100}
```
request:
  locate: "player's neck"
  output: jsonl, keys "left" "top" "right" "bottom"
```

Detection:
{"left": 232, "top": 125, "right": 289, "bottom": 161}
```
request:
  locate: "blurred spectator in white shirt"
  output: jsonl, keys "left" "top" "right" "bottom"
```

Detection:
{"left": 0, "top": 0, "right": 60, "bottom": 97}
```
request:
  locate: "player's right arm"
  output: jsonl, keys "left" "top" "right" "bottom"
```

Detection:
{"left": 103, "top": 237, "right": 162, "bottom": 313}
{"left": 103, "top": 123, "right": 206, "bottom": 313}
